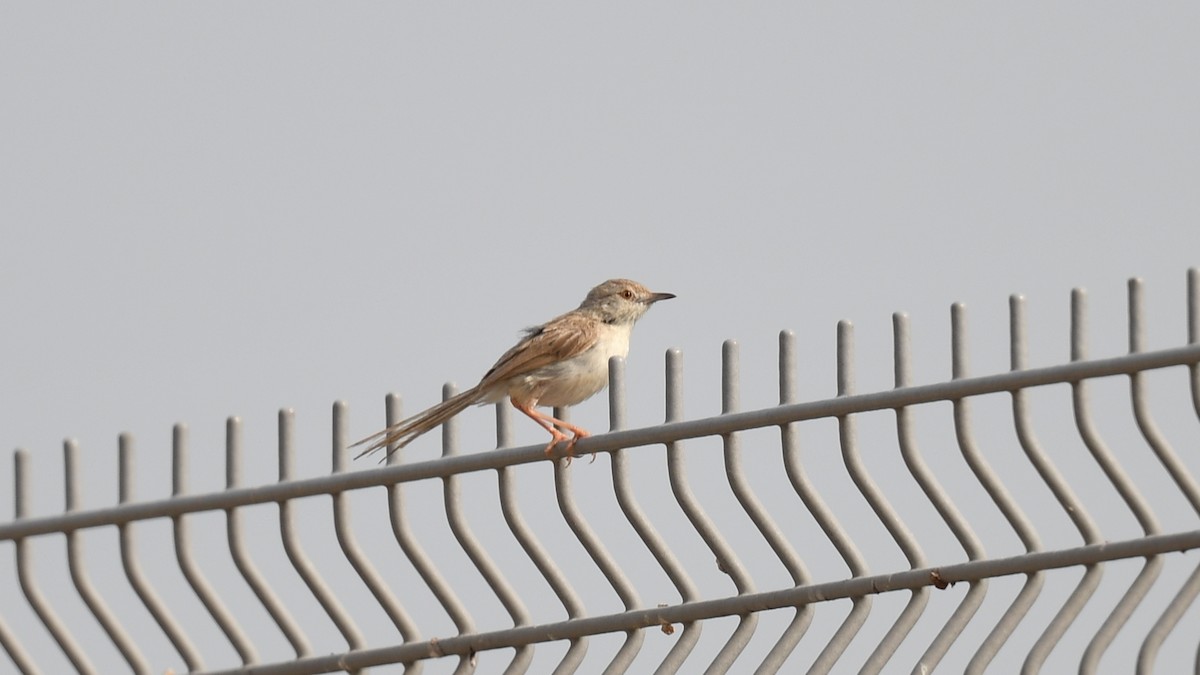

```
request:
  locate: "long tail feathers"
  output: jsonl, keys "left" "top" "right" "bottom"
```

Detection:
{"left": 352, "top": 385, "right": 486, "bottom": 460}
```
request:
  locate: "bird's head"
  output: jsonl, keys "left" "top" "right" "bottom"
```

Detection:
{"left": 579, "top": 278, "right": 675, "bottom": 325}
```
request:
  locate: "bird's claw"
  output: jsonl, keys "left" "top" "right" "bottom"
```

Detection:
{"left": 543, "top": 432, "right": 569, "bottom": 460}
{"left": 565, "top": 431, "right": 595, "bottom": 466}
{"left": 546, "top": 431, "right": 593, "bottom": 467}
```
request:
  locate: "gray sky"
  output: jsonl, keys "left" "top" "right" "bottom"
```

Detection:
{"left": 2, "top": 3, "right": 1199, "bottom": 673}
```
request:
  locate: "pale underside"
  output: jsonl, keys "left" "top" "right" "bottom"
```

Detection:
{"left": 480, "top": 316, "right": 633, "bottom": 408}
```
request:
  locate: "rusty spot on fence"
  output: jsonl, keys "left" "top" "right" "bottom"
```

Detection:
{"left": 657, "top": 602, "right": 676, "bottom": 634}
{"left": 930, "top": 570, "right": 949, "bottom": 590}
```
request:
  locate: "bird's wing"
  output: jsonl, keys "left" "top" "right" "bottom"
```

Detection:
{"left": 480, "top": 312, "right": 600, "bottom": 387}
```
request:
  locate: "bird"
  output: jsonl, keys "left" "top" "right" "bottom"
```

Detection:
{"left": 353, "top": 278, "right": 675, "bottom": 461}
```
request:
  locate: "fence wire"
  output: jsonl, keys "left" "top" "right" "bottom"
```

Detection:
{"left": 3, "top": 271, "right": 1200, "bottom": 674}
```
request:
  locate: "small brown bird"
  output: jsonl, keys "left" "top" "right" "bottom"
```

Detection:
{"left": 353, "top": 278, "right": 675, "bottom": 460}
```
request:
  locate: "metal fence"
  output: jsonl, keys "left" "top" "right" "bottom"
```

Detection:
{"left": 3, "top": 272, "right": 1200, "bottom": 674}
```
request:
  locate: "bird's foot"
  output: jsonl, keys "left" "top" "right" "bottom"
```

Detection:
{"left": 565, "top": 430, "right": 593, "bottom": 465}
{"left": 543, "top": 429, "right": 570, "bottom": 460}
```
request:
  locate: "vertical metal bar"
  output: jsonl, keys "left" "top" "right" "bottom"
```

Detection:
{"left": 600, "top": 380, "right": 645, "bottom": 675}
{"left": 1186, "top": 267, "right": 1200, "bottom": 675}
{"left": 439, "top": 383, "right": 531, "bottom": 674}
{"left": 945, "top": 306, "right": 1045, "bottom": 675}
{"left": 1070, "top": 289, "right": 1164, "bottom": 674}
{"left": 329, "top": 401, "right": 422, "bottom": 662}
{"left": 14, "top": 450, "right": 96, "bottom": 674}
{"left": 1190, "top": 271, "right": 1200, "bottom": 675}
{"left": 1009, "top": 296, "right": 1103, "bottom": 544}
{"left": 605, "top": 356, "right": 702, "bottom": 675}
{"left": 383, "top": 394, "right": 478, "bottom": 673}
{"left": 1128, "top": 276, "right": 1200, "bottom": 673}
{"left": 1137, "top": 267, "right": 1200, "bottom": 672}
{"left": 717, "top": 341, "right": 810, "bottom": 675}
{"left": 62, "top": 439, "right": 150, "bottom": 674}
{"left": 497, "top": 400, "right": 514, "bottom": 448}
{"left": 1008, "top": 295, "right": 1103, "bottom": 675}
{"left": 1127, "top": 278, "right": 1200, "bottom": 510}
{"left": 490, "top": 403, "right": 536, "bottom": 675}
{"left": 495, "top": 402, "right": 583, "bottom": 674}
{"left": 663, "top": 348, "right": 758, "bottom": 675}
{"left": 276, "top": 408, "right": 365, "bottom": 653}
{"left": 777, "top": 330, "right": 871, "bottom": 675}
{"left": 117, "top": 434, "right": 203, "bottom": 671}
{"left": 171, "top": 423, "right": 257, "bottom": 665}
{"left": 835, "top": 321, "right": 928, "bottom": 675}
{"left": 893, "top": 310, "right": 988, "bottom": 673}
{"left": 1071, "top": 288, "right": 1162, "bottom": 535}
{"left": 1191, "top": 268, "right": 1200, "bottom": 419}
{"left": 551, "top": 404, "right": 644, "bottom": 673}
{"left": 722, "top": 342, "right": 807, "bottom": 586}
{"left": 224, "top": 416, "right": 311, "bottom": 657}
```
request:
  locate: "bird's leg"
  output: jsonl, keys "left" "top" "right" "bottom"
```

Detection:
{"left": 511, "top": 401, "right": 569, "bottom": 457}
{"left": 511, "top": 401, "right": 591, "bottom": 460}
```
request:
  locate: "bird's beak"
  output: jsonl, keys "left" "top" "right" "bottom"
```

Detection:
{"left": 646, "top": 292, "right": 676, "bottom": 304}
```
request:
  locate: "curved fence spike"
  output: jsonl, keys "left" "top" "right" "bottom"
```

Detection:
{"left": 385, "top": 394, "right": 478, "bottom": 673}
{"left": 171, "top": 423, "right": 258, "bottom": 665}
{"left": 224, "top": 416, "right": 312, "bottom": 657}
{"left": 552, "top": 404, "right": 643, "bottom": 672}
{"left": 1007, "top": 294, "right": 1104, "bottom": 675}
{"left": 438, "top": 383, "right": 532, "bottom": 674}
{"left": 606, "top": 356, "right": 702, "bottom": 674}
{"left": 837, "top": 321, "right": 929, "bottom": 675}
{"left": 664, "top": 348, "right": 759, "bottom": 674}
{"left": 15, "top": 450, "right": 96, "bottom": 675}
{"left": 1071, "top": 289, "right": 1164, "bottom": 674}
{"left": 946, "top": 307, "right": 1045, "bottom": 675}
{"left": 276, "top": 409, "right": 365, "bottom": 654}
{"left": 117, "top": 434, "right": 203, "bottom": 671}
{"left": 896, "top": 310, "right": 987, "bottom": 672}
{"left": 62, "top": 439, "right": 149, "bottom": 674}
{"left": 329, "top": 402, "right": 422, "bottom": 655}
{"left": 778, "top": 330, "right": 872, "bottom": 675}
{"left": 720, "top": 341, "right": 811, "bottom": 674}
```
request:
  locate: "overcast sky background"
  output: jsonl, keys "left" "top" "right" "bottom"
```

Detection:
{"left": 3, "top": 3, "right": 1200, "bottom": 674}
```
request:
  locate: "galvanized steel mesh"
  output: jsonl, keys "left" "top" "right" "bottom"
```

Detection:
{"left": 3, "top": 272, "right": 1200, "bottom": 674}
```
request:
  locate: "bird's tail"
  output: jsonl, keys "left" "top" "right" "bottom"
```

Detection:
{"left": 352, "top": 385, "right": 486, "bottom": 460}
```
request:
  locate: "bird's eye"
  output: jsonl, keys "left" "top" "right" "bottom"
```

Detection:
{"left": 621, "top": 289, "right": 635, "bottom": 300}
